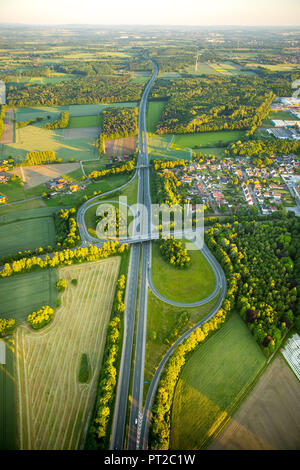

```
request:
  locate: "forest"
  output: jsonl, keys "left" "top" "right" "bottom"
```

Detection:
{"left": 102, "top": 107, "right": 138, "bottom": 139}
{"left": 206, "top": 218, "right": 300, "bottom": 355}
{"left": 149, "top": 74, "right": 293, "bottom": 135}
{"left": 6, "top": 75, "right": 144, "bottom": 107}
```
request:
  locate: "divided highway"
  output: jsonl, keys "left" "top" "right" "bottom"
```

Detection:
{"left": 74, "top": 52, "right": 227, "bottom": 450}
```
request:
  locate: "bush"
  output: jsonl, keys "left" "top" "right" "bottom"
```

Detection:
{"left": 56, "top": 279, "right": 68, "bottom": 291}
{"left": 78, "top": 353, "right": 90, "bottom": 383}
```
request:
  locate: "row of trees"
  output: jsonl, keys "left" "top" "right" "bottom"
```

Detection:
{"left": 0, "top": 104, "right": 5, "bottom": 139}
{"left": 92, "top": 274, "right": 126, "bottom": 447}
{"left": 22, "top": 150, "right": 59, "bottom": 166}
{"left": 88, "top": 158, "right": 135, "bottom": 180}
{"left": 0, "top": 241, "right": 128, "bottom": 279}
{"left": 44, "top": 111, "right": 69, "bottom": 129}
{"left": 54, "top": 208, "right": 80, "bottom": 248}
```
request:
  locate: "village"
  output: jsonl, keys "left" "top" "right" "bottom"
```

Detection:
{"left": 168, "top": 153, "right": 300, "bottom": 216}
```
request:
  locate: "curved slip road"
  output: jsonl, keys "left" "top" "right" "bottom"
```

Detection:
{"left": 139, "top": 249, "right": 227, "bottom": 449}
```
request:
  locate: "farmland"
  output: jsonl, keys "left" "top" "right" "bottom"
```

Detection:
{"left": 147, "top": 101, "right": 166, "bottom": 133}
{"left": 148, "top": 134, "right": 191, "bottom": 160}
{"left": 151, "top": 241, "right": 216, "bottom": 303}
{"left": 1, "top": 125, "right": 98, "bottom": 163}
{"left": 68, "top": 115, "right": 101, "bottom": 129}
{"left": 0, "top": 211, "right": 56, "bottom": 258}
{"left": 0, "top": 339, "right": 17, "bottom": 450}
{"left": 13, "top": 162, "right": 82, "bottom": 189}
{"left": 144, "top": 291, "right": 220, "bottom": 398}
{"left": 104, "top": 136, "right": 137, "bottom": 157}
{"left": 0, "top": 103, "right": 138, "bottom": 164}
{"left": 172, "top": 130, "right": 245, "bottom": 149}
{"left": 15, "top": 258, "right": 120, "bottom": 449}
{"left": 170, "top": 313, "right": 266, "bottom": 450}
{"left": 210, "top": 355, "right": 300, "bottom": 450}
{"left": 0, "top": 269, "right": 58, "bottom": 324}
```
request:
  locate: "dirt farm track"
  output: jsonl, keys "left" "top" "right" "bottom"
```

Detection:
{"left": 15, "top": 258, "right": 120, "bottom": 450}
{"left": 209, "top": 356, "right": 300, "bottom": 450}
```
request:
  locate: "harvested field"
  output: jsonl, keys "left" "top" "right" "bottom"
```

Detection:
{"left": 0, "top": 108, "right": 14, "bottom": 144}
{"left": 64, "top": 127, "right": 100, "bottom": 141}
{"left": 15, "top": 258, "right": 120, "bottom": 449}
{"left": 13, "top": 162, "right": 81, "bottom": 189}
{"left": 105, "top": 136, "right": 137, "bottom": 157}
{"left": 170, "top": 314, "right": 266, "bottom": 450}
{"left": 1, "top": 125, "right": 97, "bottom": 163}
{"left": 209, "top": 355, "right": 300, "bottom": 450}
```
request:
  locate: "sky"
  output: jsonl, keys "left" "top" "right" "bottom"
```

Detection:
{"left": 0, "top": 0, "right": 299, "bottom": 26}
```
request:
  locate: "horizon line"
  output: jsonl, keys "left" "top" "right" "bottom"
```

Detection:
{"left": 0, "top": 22, "right": 299, "bottom": 28}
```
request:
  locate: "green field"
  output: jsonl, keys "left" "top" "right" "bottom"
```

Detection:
{"left": 0, "top": 340, "right": 17, "bottom": 450}
{"left": 149, "top": 134, "right": 191, "bottom": 161}
{"left": 0, "top": 180, "right": 46, "bottom": 203}
{"left": 152, "top": 241, "right": 216, "bottom": 303}
{"left": 1, "top": 103, "right": 138, "bottom": 164}
{"left": 68, "top": 115, "right": 101, "bottom": 129}
{"left": 0, "top": 210, "right": 56, "bottom": 258}
{"left": 170, "top": 313, "right": 266, "bottom": 450}
{"left": 172, "top": 130, "right": 245, "bottom": 149}
{"left": 195, "top": 147, "right": 225, "bottom": 158}
{"left": 144, "top": 291, "right": 219, "bottom": 398}
{"left": 0, "top": 269, "right": 58, "bottom": 324}
{"left": 0, "top": 198, "right": 47, "bottom": 216}
{"left": 147, "top": 101, "right": 166, "bottom": 133}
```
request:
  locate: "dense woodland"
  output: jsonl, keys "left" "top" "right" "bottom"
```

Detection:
{"left": 226, "top": 138, "right": 300, "bottom": 163}
{"left": 6, "top": 75, "right": 144, "bottom": 107}
{"left": 206, "top": 218, "right": 300, "bottom": 355}
{"left": 150, "top": 74, "right": 293, "bottom": 135}
{"left": 102, "top": 107, "right": 138, "bottom": 139}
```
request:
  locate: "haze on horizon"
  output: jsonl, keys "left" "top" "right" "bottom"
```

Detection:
{"left": 0, "top": 0, "right": 300, "bottom": 27}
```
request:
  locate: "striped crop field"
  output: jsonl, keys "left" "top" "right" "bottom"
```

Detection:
{"left": 15, "top": 258, "right": 120, "bottom": 450}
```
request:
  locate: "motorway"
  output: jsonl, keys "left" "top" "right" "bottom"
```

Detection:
{"left": 110, "top": 52, "right": 158, "bottom": 450}
{"left": 75, "top": 52, "right": 226, "bottom": 450}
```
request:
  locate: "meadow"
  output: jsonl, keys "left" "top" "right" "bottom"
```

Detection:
{"left": 147, "top": 101, "right": 166, "bottom": 133}
{"left": 0, "top": 212, "right": 56, "bottom": 258}
{"left": 0, "top": 339, "right": 17, "bottom": 450}
{"left": 172, "top": 130, "right": 245, "bottom": 149}
{"left": 0, "top": 269, "right": 58, "bottom": 324}
{"left": 144, "top": 291, "right": 219, "bottom": 399}
{"left": 15, "top": 258, "right": 120, "bottom": 449}
{"left": 68, "top": 115, "right": 101, "bottom": 129}
{"left": 1, "top": 103, "right": 138, "bottom": 164}
{"left": 151, "top": 241, "right": 216, "bottom": 303}
{"left": 170, "top": 313, "right": 266, "bottom": 449}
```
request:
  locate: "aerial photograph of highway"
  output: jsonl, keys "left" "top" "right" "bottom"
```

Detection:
{"left": 0, "top": 0, "right": 299, "bottom": 462}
